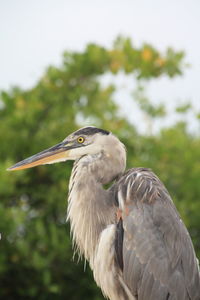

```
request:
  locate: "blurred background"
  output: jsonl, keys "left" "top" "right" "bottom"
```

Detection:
{"left": 0, "top": 1, "right": 200, "bottom": 299}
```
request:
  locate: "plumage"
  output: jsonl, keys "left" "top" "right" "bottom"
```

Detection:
{"left": 8, "top": 126, "right": 200, "bottom": 300}
{"left": 115, "top": 168, "right": 200, "bottom": 299}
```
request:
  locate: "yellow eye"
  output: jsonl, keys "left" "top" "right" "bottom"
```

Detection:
{"left": 77, "top": 136, "right": 85, "bottom": 143}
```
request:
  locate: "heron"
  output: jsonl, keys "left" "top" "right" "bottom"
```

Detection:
{"left": 8, "top": 126, "right": 200, "bottom": 300}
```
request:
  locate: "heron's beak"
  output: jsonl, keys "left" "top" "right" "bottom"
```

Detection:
{"left": 7, "top": 141, "right": 74, "bottom": 171}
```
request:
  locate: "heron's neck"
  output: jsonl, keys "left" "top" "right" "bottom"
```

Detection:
{"left": 67, "top": 152, "right": 122, "bottom": 264}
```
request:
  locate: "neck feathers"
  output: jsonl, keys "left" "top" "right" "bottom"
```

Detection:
{"left": 67, "top": 135, "right": 126, "bottom": 263}
{"left": 67, "top": 156, "right": 116, "bottom": 263}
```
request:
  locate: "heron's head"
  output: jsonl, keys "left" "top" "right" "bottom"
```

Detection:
{"left": 7, "top": 126, "right": 126, "bottom": 171}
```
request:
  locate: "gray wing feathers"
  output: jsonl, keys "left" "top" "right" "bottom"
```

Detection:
{"left": 116, "top": 168, "right": 200, "bottom": 300}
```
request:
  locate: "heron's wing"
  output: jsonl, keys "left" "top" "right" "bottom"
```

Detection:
{"left": 115, "top": 168, "right": 200, "bottom": 300}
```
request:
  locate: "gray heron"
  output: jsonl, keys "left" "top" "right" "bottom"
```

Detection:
{"left": 8, "top": 126, "right": 200, "bottom": 300}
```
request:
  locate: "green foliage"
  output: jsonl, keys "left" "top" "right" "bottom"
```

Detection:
{"left": 133, "top": 85, "right": 166, "bottom": 118}
{"left": 0, "top": 37, "right": 199, "bottom": 299}
{"left": 175, "top": 102, "right": 192, "bottom": 113}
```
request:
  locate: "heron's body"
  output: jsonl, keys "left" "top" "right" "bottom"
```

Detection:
{"left": 8, "top": 126, "right": 200, "bottom": 300}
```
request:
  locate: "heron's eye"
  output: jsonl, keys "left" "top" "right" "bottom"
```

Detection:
{"left": 77, "top": 136, "right": 85, "bottom": 144}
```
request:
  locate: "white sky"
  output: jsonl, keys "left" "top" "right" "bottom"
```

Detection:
{"left": 1, "top": 0, "right": 200, "bottom": 133}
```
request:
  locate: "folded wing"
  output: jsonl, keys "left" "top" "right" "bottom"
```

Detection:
{"left": 115, "top": 168, "right": 200, "bottom": 300}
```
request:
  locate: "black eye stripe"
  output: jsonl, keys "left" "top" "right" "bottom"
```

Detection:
{"left": 74, "top": 127, "right": 110, "bottom": 136}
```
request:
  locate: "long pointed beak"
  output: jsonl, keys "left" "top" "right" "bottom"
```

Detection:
{"left": 7, "top": 141, "right": 72, "bottom": 171}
